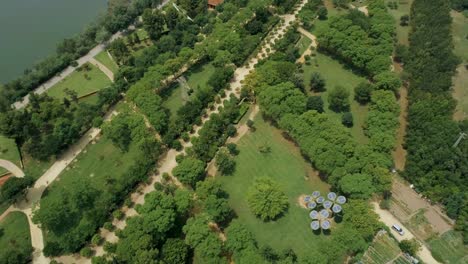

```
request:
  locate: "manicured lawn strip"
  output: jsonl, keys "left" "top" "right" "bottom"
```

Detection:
{"left": 217, "top": 115, "right": 330, "bottom": 260}
{"left": 42, "top": 134, "right": 142, "bottom": 247}
{"left": 0, "top": 135, "right": 21, "bottom": 175}
{"left": 186, "top": 63, "right": 216, "bottom": 91}
{"left": 94, "top": 51, "right": 119, "bottom": 74}
{"left": 427, "top": 230, "right": 468, "bottom": 264}
{"left": 385, "top": 0, "right": 413, "bottom": 45}
{"left": 0, "top": 211, "right": 32, "bottom": 262}
{"left": 296, "top": 35, "right": 312, "bottom": 55}
{"left": 302, "top": 52, "right": 369, "bottom": 143}
{"left": 46, "top": 63, "right": 112, "bottom": 100}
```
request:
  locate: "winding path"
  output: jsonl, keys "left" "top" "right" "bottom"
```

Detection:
{"left": 0, "top": 159, "right": 24, "bottom": 177}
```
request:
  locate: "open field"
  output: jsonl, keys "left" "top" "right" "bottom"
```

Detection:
{"left": 162, "top": 62, "right": 215, "bottom": 117}
{"left": 0, "top": 135, "right": 21, "bottom": 175}
{"left": 302, "top": 52, "right": 369, "bottom": 143}
{"left": 46, "top": 63, "right": 112, "bottom": 100}
{"left": 94, "top": 51, "right": 119, "bottom": 74}
{"left": 217, "top": 114, "right": 330, "bottom": 259}
{"left": 0, "top": 211, "right": 32, "bottom": 261}
{"left": 361, "top": 231, "right": 409, "bottom": 264}
{"left": 427, "top": 230, "right": 468, "bottom": 264}
{"left": 452, "top": 10, "right": 468, "bottom": 121}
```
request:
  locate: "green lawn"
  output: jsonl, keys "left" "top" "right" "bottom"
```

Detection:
{"left": 162, "top": 62, "right": 215, "bottom": 118}
{"left": 217, "top": 115, "right": 331, "bottom": 260}
{"left": 296, "top": 35, "right": 312, "bottom": 55}
{"left": 361, "top": 232, "right": 404, "bottom": 264}
{"left": 302, "top": 52, "right": 369, "bottom": 143}
{"left": 47, "top": 63, "right": 112, "bottom": 100}
{"left": 94, "top": 51, "right": 119, "bottom": 74}
{"left": 0, "top": 211, "right": 32, "bottom": 262}
{"left": 386, "top": 0, "right": 413, "bottom": 45}
{"left": 427, "top": 230, "right": 468, "bottom": 264}
{"left": 451, "top": 10, "right": 468, "bottom": 120}
{"left": 0, "top": 135, "right": 21, "bottom": 175}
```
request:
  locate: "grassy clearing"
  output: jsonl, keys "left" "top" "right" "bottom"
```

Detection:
{"left": 94, "top": 51, "right": 119, "bottom": 74}
{"left": 361, "top": 232, "right": 405, "bottom": 264}
{"left": 427, "top": 230, "right": 468, "bottom": 264}
{"left": 0, "top": 211, "right": 32, "bottom": 261}
{"left": 0, "top": 135, "right": 21, "bottom": 175}
{"left": 162, "top": 62, "right": 215, "bottom": 117}
{"left": 217, "top": 114, "right": 330, "bottom": 259}
{"left": 302, "top": 52, "right": 369, "bottom": 143}
{"left": 451, "top": 11, "right": 468, "bottom": 120}
{"left": 47, "top": 63, "right": 112, "bottom": 100}
{"left": 386, "top": 0, "right": 413, "bottom": 45}
{"left": 296, "top": 35, "right": 312, "bottom": 55}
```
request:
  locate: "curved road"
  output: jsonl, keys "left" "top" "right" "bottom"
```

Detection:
{"left": 0, "top": 159, "right": 24, "bottom": 177}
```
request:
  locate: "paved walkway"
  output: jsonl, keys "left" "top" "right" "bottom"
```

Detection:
{"left": 0, "top": 159, "right": 24, "bottom": 177}
{"left": 372, "top": 202, "right": 440, "bottom": 264}
{"left": 12, "top": 0, "right": 170, "bottom": 110}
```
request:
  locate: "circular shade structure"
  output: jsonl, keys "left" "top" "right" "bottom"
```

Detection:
{"left": 309, "top": 210, "right": 319, "bottom": 219}
{"left": 321, "top": 220, "right": 331, "bottom": 230}
{"left": 332, "top": 204, "right": 342, "bottom": 213}
{"left": 304, "top": 196, "right": 312, "bottom": 203}
{"left": 336, "top": 196, "right": 347, "bottom": 205}
{"left": 327, "top": 192, "right": 337, "bottom": 201}
{"left": 323, "top": 200, "right": 333, "bottom": 209}
{"left": 307, "top": 201, "right": 317, "bottom": 209}
{"left": 312, "top": 191, "right": 321, "bottom": 198}
{"left": 316, "top": 196, "right": 325, "bottom": 204}
{"left": 319, "top": 209, "right": 330, "bottom": 219}
{"left": 310, "top": 221, "right": 320, "bottom": 230}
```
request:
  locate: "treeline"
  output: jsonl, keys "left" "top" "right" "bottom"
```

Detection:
{"left": 317, "top": 0, "right": 395, "bottom": 76}
{"left": 0, "top": 0, "right": 164, "bottom": 110}
{"left": 33, "top": 111, "right": 163, "bottom": 255}
{"left": 403, "top": 0, "right": 468, "bottom": 243}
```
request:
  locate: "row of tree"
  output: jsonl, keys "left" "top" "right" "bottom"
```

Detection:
{"left": 402, "top": 0, "right": 468, "bottom": 243}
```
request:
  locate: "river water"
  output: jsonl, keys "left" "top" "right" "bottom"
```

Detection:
{"left": 0, "top": 0, "right": 107, "bottom": 83}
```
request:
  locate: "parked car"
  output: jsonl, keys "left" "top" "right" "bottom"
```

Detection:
{"left": 392, "top": 224, "right": 405, "bottom": 235}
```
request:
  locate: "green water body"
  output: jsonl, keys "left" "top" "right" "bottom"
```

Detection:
{"left": 0, "top": 0, "right": 108, "bottom": 83}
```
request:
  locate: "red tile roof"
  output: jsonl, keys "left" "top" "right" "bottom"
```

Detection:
{"left": 208, "top": 0, "right": 224, "bottom": 7}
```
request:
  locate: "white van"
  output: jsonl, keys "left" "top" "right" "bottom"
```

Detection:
{"left": 392, "top": 224, "right": 405, "bottom": 235}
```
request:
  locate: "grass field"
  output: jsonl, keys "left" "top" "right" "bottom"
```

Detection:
{"left": 302, "top": 52, "right": 369, "bottom": 143}
{"left": 451, "top": 10, "right": 468, "bottom": 121}
{"left": 0, "top": 135, "right": 21, "bottom": 175}
{"left": 361, "top": 232, "right": 408, "bottom": 264}
{"left": 162, "top": 62, "right": 215, "bottom": 117}
{"left": 427, "top": 230, "right": 468, "bottom": 264}
{"left": 386, "top": 0, "right": 413, "bottom": 45}
{"left": 0, "top": 211, "right": 32, "bottom": 261}
{"left": 217, "top": 114, "right": 330, "bottom": 259}
{"left": 47, "top": 63, "right": 112, "bottom": 100}
{"left": 94, "top": 51, "right": 119, "bottom": 74}
{"left": 296, "top": 35, "right": 312, "bottom": 55}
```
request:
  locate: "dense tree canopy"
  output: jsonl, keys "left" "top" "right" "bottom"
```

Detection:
{"left": 247, "top": 177, "right": 289, "bottom": 221}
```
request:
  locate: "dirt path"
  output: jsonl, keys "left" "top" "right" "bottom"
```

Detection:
{"left": 372, "top": 202, "right": 441, "bottom": 264}
{"left": 12, "top": 0, "right": 170, "bottom": 110}
{"left": 296, "top": 27, "right": 318, "bottom": 64}
{"left": 0, "top": 159, "right": 25, "bottom": 177}
{"left": 349, "top": 4, "right": 369, "bottom": 16}
{"left": 392, "top": 85, "right": 408, "bottom": 171}
{"left": 89, "top": 58, "right": 115, "bottom": 82}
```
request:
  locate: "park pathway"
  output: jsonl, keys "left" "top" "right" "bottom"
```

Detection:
{"left": 89, "top": 58, "right": 115, "bottom": 82}
{"left": 0, "top": 159, "right": 25, "bottom": 177}
{"left": 372, "top": 203, "right": 441, "bottom": 264}
{"left": 296, "top": 27, "right": 318, "bottom": 63}
{"left": 55, "top": 1, "right": 311, "bottom": 262}
{"left": 12, "top": 0, "right": 170, "bottom": 110}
